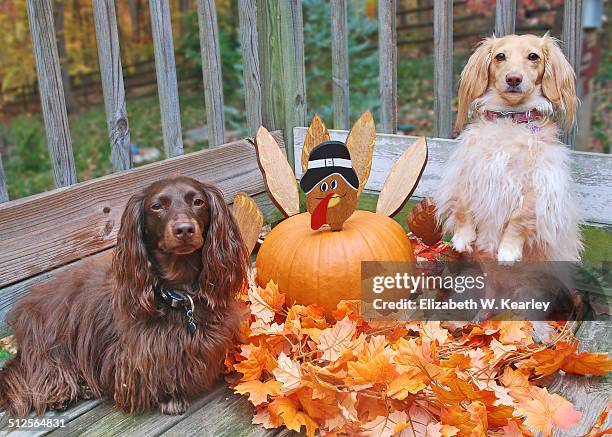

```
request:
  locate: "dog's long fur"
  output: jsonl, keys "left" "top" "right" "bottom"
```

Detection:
{"left": 0, "top": 177, "right": 248, "bottom": 416}
{"left": 435, "top": 34, "right": 582, "bottom": 262}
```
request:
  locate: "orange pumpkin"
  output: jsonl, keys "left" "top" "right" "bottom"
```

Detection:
{"left": 256, "top": 210, "right": 415, "bottom": 313}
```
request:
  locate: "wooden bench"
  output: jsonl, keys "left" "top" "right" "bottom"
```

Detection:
{"left": 0, "top": 128, "right": 611, "bottom": 435}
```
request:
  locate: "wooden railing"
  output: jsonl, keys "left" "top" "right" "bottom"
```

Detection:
{"left": 0, "top": 0, "right": 588, "bottom": 205}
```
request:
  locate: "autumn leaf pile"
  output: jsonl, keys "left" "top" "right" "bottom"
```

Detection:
{"left": 226, "top": 272, "right": 612, "bottom": 437}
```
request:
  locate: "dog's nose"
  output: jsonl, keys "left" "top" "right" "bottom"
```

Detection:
{"left": 173, "top": 222, "right": 195, "bottom": 239}
{"left": 505, "top": 73, "right": 523, "bottom": 87}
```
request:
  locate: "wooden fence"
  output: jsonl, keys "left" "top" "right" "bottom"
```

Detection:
{"left": 0, "top": 0, "right": 593, "bottom": 204}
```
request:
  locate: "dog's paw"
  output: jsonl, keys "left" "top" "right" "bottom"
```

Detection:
{"left": 159, "top": 398, "right": 189, "bottom": 415}
{"left": 497, "top": 243, "right": 522, "bottom": 263}
{"left": 451, "top": 228, "right": 476, "bottom": 253}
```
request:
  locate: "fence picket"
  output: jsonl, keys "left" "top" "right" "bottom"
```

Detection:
{"left": 433, "top": 0, "right": 453, "bottom": 138}
{"left": 495, "top": 0, "right": 516, "bottom": 37}
{"left": 26, "top": 0, "right": 77, "bottom": 188}
{"left": 258, "top": 0, "right": 306, "bottom": 167}
{"left": 149, "top": 0, "right": 184, "bottom": 157}
{"left": 378, "top": 0, "right": 397, "bottom": 134}
{"left": 331, "top": 0, "right": 350, "bottom": 130}
{"left": 197, "top": 0, "right": 226, "bottom": 146}
{"left": 93, "top": 0, "right": 131, "bottom": 171}
{"left": 238, "top": 0, "right": 263, "bottom": 135}
{"left": 562, "top": 0, "right": 583, "bottom": 147}
{"left": 0, "top": 154, "right": 8, "bottom": 203}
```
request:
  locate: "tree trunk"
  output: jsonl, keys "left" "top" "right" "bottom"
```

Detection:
{"left": 128, "top": 0, "right": 141, "bottom": 42}
{"left": 179, "top": 0, "right": 190, "bottom": 35}
{"left": 54, "top": 0, "right": 78, "bottom": 113}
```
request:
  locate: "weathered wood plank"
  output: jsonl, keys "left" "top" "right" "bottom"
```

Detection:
{"left": 160, "top": 388, "right": 278, "bottom": 436}
{"left": 239, "top": 0, "right": 263, "bottom": 135}
{"left": 377, "top": 0, "right": 397, "bottom": 134}
{"left": 44, "top": 382, "right": 228, "bottom": 437}
{"left": 0, "top": 154, "right": 8, "bottom": 203}
{"left": 0, "top": 132, "right": 285, "bottom": 289}
{"left": 149, "top": 0, "right": 184, "bottom": 157}
{"left": 197, "top": 0, "right": 226, "bottom": 146}
{"left": 93, "top": 0, "right": 132, "bottom": 171}
{"left": 550, "top": 320, "right": 612, "bottom": 436}
{"left": 494, "top": 0, "right": 516, "bottom": 37}
{"left": 0, "top": 398, "right": 105, "bottom": 436}
{"left": 294, "top": 128, "right": 612, "bottom": 227}
{"left": 432, "top": 0, "right": 453, "bottom": 138}
{"left": 26, "top": 0, "right": 77, "bottom": 187}
{"left": 561, "top": 0, "right": 583, "bottom": 147}
{"left": 257, "top": 0, "right": 306, "bottom": 168}
{"left": 330, "top": 0, "right": 349, "bottom": 130}
{"left": 0, "top": 192, "right": 278, "bottom": 337}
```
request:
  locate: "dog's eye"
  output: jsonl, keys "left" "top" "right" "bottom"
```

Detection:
{"left": 320, "top": 182, "right": 328, "bottom": 192}
{"left": 495, "top": 53, "right": 506, "bottom": 62}
{"left": 330, "top": 179, "right": 338, "bottom": 190}
{"left": 193, "top": 198, "right": 204, "bottom": 207}
{"left": 527, "top": 52, "right": 540, "bottom": 61}
{"left": 151, "top": 202, "right": 162, "bottom": 211}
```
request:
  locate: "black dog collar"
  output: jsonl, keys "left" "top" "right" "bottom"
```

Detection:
{"left": 158, "top": 289, "right": 198, "bottom": 334}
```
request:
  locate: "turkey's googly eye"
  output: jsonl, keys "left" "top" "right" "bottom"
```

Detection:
{"left": 320, "top": 182, "right": 329, "bottom": 192}
{"left": 330, "top": 179, "right": 338, "bottom": 190}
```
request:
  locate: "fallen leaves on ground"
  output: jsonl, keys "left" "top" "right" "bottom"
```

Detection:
{"left": 228, "top": 277, "right": 612, "bottom": 436}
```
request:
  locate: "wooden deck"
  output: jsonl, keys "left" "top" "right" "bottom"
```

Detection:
{"left": 0, "top": 383, "right": 295, "bottom": 436}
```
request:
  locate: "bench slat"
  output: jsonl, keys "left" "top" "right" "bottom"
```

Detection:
{"left": 0, "top": 398, "right": 104, "bottom": 436}
{"left": 294, "top": 128, "right": 612, "bottom": 227}
{"left": 0, "top": 133, "right": 284, "bottom": 289}
{"left": 43, "top": 383, "right": 228, "bottom": 437}
{"left": 159, "top": 388, "right": 278, "bottom": 437}
{"left": 551, "top": 320, "right": 612, "bottom": 435}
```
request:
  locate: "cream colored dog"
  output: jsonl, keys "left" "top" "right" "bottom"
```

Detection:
{"left": 435, "top": 34, "right": 582, "bottom": 262}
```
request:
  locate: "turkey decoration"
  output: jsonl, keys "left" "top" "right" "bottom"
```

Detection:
{"left": 254, "top": 112, "right": 428, "bottom": 313}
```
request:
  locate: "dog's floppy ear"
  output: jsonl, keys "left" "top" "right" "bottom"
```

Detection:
{"left": 541, "top": 36, "right": 577, "bottom": 131}
{"left": 113, "top": 192, "right": 160, "bottom": 319}
{"left": 456, "top": 37, "right": 494, "bottom": 133}
{"left": 198, "top": 182, "right": 249, "bottom": 310}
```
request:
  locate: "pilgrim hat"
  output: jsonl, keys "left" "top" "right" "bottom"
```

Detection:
{"left": 300, "top": 141, "right": 359, "bottom": 194}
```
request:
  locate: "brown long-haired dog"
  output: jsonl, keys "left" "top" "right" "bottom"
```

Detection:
{"left": 435, "top": 34, "right": 582, "bottom": 262}
{"left": 0, "top": 177, "right": 248, "bottom": 416}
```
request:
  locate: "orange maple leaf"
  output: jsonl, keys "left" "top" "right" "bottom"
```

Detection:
{"left": 561, "top": 351, "right": 612, "bottom": 375}
{"left": 533, "top": 341, "right": 578, "bottom": 377}
{"left": 249, "top": 280, "right": 285, "bottom": 323}
{"left": 269, "top": 397, "right": 318, "bottom": 437}
{"left": 235, "top": 345, "right": 277, "bottom": 381}
{"left": 234, "top": 379, "right": 282, "bottom": 406}
{"left": 386, "top": 366, "right": 428, "bottom": 400}
{"left": 515, "top": 386, "right": 582, "bottom": 436}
